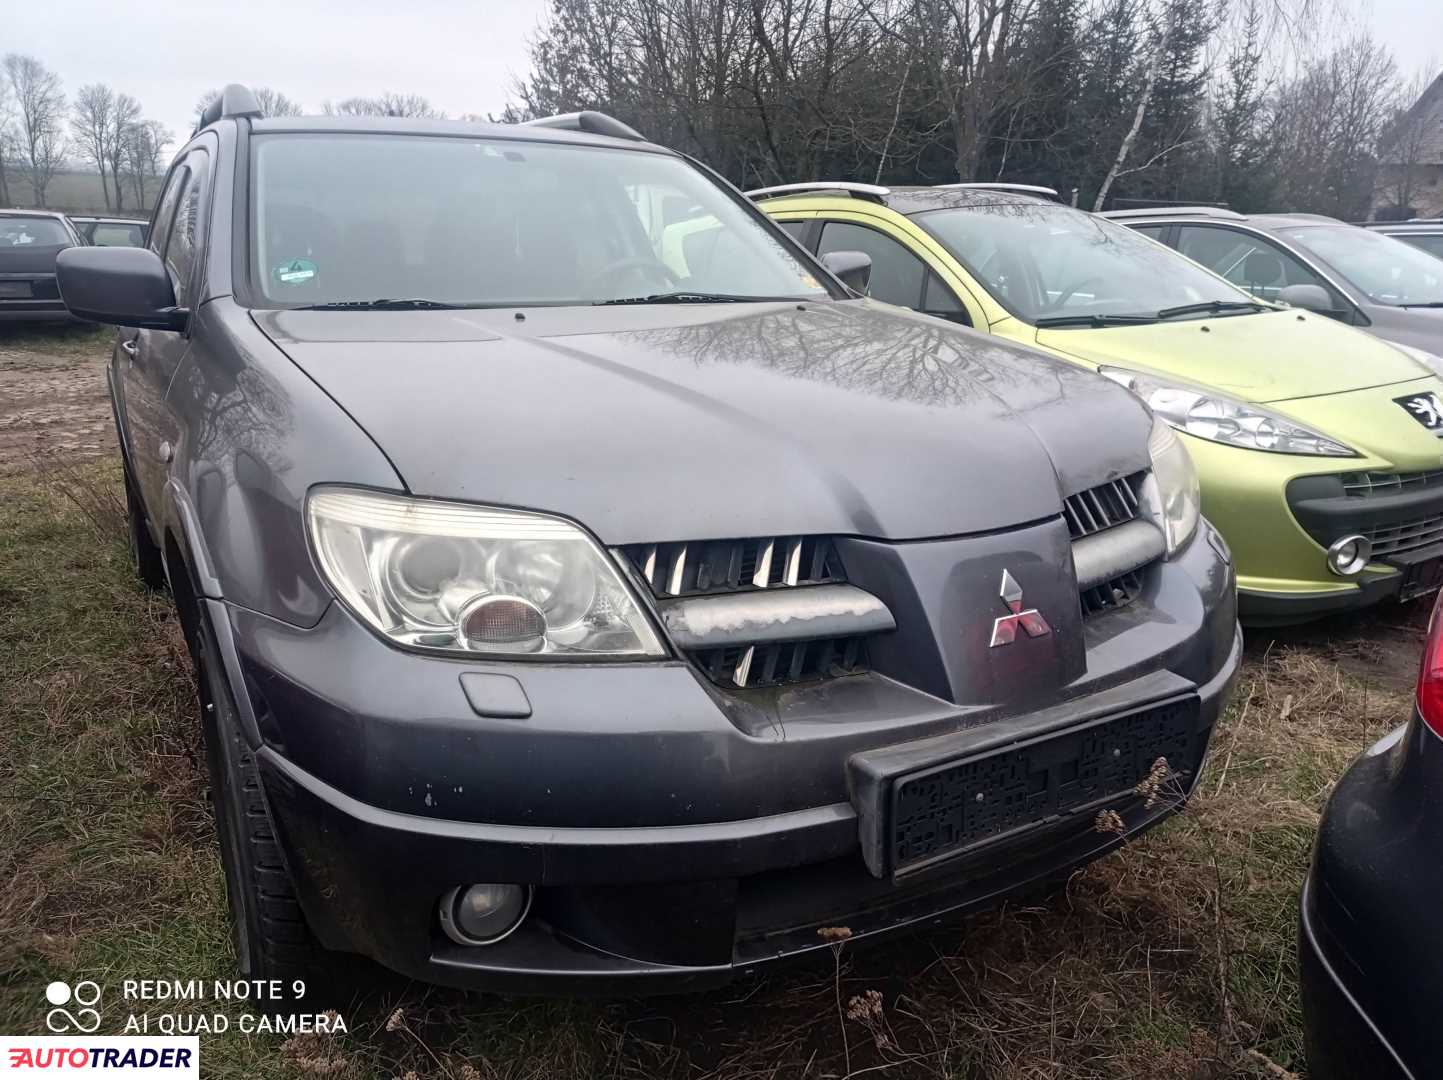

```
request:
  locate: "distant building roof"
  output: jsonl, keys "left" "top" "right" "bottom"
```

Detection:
{"left": 1382, "top": 73, "right": 1443, "bottom": 167}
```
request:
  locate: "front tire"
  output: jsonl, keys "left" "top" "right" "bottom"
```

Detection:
{"left": 188, "top": 598, "right": 326, "bottom": 996}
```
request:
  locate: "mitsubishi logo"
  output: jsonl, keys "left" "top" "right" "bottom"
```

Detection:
{"left": 989, "top": 569, "right": 1052, "bottom": 647}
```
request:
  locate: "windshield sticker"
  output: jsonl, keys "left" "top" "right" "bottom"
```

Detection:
{"left": 1395, "top": 391, "right": 1443, "bottom": 435}
{"left": 272, "top": 258, "right": 318, "bottom": 286}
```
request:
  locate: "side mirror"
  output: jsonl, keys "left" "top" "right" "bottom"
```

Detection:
{"left": 56, "top": 246, "right": 188, "bottom": 330}
{"left": 820, "top": 250, "right": 872, "bottom": 294}
{"left": 1277, "top": 283, "right": 1335, "bottom": 314}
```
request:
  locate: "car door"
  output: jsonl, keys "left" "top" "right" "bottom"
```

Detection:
{"left": 815, "top": 219, "right": 975, "bottom": 326}
{"left": 123, "top": 146, "right": 212, "bottom": 512}
{"left": 1173, "top": 223, "right": 1357, "bottom": 323}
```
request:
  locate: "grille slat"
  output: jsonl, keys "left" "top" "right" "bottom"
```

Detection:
{"left": 1080, "top": 570, "right": 1145, "bottom": 616}
{"left": 624, "top": 537, "right": 845, "bottom": 598}
{"left": 1368, "top": 513, "right": 1443, "bottom": 557}
{"left": 1344, "top": 469, "right": 1443, "bottom": 498}
{"left": 694, "top": 636, "right": 868, "bottom": 689}
{"left": 1064, "top": 472, "right": 1146, "bottom": 539}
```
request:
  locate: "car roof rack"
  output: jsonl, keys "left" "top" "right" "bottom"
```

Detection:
{"left": 521, "top": 111, "right": 646, "bottom": 142}
{"left": 937, "top": 182, "right": 1060, "bottom": 198}
{"left": 745, "top": 182, "right": 891, "bottom": 204}
{"left": 195, "top": 84, "right": 262, "bottom": 133}
{"left": 1099, "top": 206, "right": 1244, "bottom": 220}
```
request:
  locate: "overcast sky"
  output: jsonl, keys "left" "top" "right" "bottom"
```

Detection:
{"left": 3, "top": 0, "right": 1440, "bottom": 163}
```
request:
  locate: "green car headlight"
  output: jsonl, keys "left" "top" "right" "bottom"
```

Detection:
{"left": 1141, "top": 417, "right": 1201, "bottom": 556}
{"left": 1100, "top": 367, "right": 1357, "bottom": 457}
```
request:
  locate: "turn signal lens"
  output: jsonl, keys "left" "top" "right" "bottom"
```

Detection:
{"left": 1418, "top": 594, "right": 1443, "bottom": 739}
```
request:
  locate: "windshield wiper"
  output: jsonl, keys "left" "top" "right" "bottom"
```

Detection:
{"left": 1034, "top": 313, "right": 1158, "bottom": 328}
{"left": 596, "top": 291, "right": 802, "bottom": 305}
{"left": 1399, "top": 301, "right": 1443, "bottom": 308}
{"left": 1155, "top": 299, "right": 1268, "bottom": 320}
{"left": 296, "top": 298, "right": 464, "bottom": 311}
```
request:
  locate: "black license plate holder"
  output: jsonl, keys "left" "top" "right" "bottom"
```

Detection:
{"left": 887, "top": 695, "right": 1199, "bottom": 878}
{"left": 1399, "top": 543, "right": 1443, "bottom": 601}
{"left": 0, "top": 281, "right": 32, "bottom": 298}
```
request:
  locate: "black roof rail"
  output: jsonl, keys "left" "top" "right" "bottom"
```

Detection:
{"left": 195, "top": 84, "right": 262, "bottom": 133}
{"left": 521, "top": 111, "right": 645, "bottom": 142}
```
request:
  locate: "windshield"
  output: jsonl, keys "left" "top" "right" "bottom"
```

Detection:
{"left": 915, "top": 202, "right": 1249, "bottom": 324}
{"left": 0, "top": 217, "right": 71, "bottom": 247}
{"left": 250, "top": 134, "right": 828, "bottom": 308}
{"left": 1280, "top": 225, "right": 1443, "bottom": 307}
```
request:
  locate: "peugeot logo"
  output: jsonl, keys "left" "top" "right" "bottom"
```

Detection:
{"left": 989, "top": 569, "right": 1052, "bottom": 647}
{"left": 1396, "top": 391, "right": 1443, "bottom": 433}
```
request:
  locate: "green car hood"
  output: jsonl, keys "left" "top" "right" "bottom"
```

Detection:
{"left": 1035, "top": 310, "right": 1425, "bottom": 404}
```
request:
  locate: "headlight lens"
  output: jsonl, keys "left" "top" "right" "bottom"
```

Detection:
{"left": 1100, "top": 367, "right": 1356, "bottom": 456}
{"left": 307, "top": 488, "right": 664, "bottom": 657}
{"left": 1393, "top": 343, "right": 1443, "bottom": 378}
{"left": 1142, "top": 417, "right": 1201, "bottom": 555}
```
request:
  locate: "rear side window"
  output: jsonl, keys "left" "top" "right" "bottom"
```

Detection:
{"left": 818, "top": 221, "right": 927, "bottom": 309}
{"left": 1409, "top": 235, "right": 1443, "bottom": 260}
{"left": 1131, "top": 224, "right": 1168, "bottom": 242}
{"left": 90, "top": 223, "right": 145, "bottom": 247}
{"left": 1176, "top": 225, "right": 1330, "bottom": 302}
{"left": 922, "top": 272, "right": 970, "bottom": 325}
{"left": 163, "top": 150, "right": 210, "bottom": 304}
{"left": 775, "top": 220, "right": 809, "bottom": 242}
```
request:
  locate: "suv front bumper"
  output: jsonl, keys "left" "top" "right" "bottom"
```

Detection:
{"left": 225, "top": 522, "right": 1238, "bottom": 992}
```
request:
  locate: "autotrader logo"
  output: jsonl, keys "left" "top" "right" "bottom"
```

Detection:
{"left": 44, "top": 980, "right": 101, "bottom": 1033}
{"left": 988, "top": 569, "right": 1052, "bottom": 647}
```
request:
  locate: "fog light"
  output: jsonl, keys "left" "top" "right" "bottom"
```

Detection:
{"left": 1326, "top": 534, "right": 1372, "bottom": 577}
{"left": 438, "top": 884, "right": 531, "bottom": 945}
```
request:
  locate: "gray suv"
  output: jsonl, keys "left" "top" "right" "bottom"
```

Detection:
{"left": 1104, "top": 208, "right": 1443, "bottom": 368}
{"left": 57, "top": 85, "right": 1239, "bottom": 995}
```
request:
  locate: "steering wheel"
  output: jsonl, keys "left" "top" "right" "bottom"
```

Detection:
{"left": 586, "top": 256, "right": 681, "bottom": 295}
{"left": 1048, "top": 275, "right": 1106, "bottom": 311}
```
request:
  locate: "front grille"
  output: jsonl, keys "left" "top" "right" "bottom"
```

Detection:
{"left": 1079, "top": 570, "right": 1145, "bottom": 616}
{"left": 623, "top": 536, "right": 845, "bottom": 597}
{"left": 693, "top": 637, "right": 867, "bottom": 689}
{"left": 1368, "top": 513, "right": 1443, "bottom": 557}
{"left": 1343, "top": 470, "right": 1443, "bottom": 497}
{"left": 1063, "top": 473, "right": 1144, "bottom": 539}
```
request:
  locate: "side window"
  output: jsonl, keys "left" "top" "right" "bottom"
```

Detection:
{"left": 1131, "top": 224, "right": 1168, "bottom": 242}
{"left": 1176, "top": 225, "right": 1332, "bottom": 305}
{"left": 775, "top": 220, "right": 809, "bottom": 242}
{"left": 163, "top": 150, "right": 210, "bottom": 305}
{"left": 818, "top": 221, "right": 927, "bottom": 309}
{"left": 148, "top": 166, "right": 189, "bottom": 258}
{"left": 922, "top": 272, "right": 971, "bottom": 325}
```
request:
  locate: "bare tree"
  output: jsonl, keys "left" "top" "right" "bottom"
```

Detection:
{"left": 196, "top": 85, "right": 302, "bottom": 122}
{"left": 3, "top": 54, "right": 67, "bottom": 208}
{"left": 121, "top": 119, "right": 171, "bottom": 210}
{"left": 72, "top": 84, "right": 117, "bottom": 210}
{"left": 323, "top": 93, "right": 444, "bottom": 118}
{"left": 106, "top": 94, "right": 142, "bottom": 211}
{"left": 1, "top": 67, "right": 20, "bottom": 205}
{"left": 1375, "top": 71, "right": 1438, "bottom": 216}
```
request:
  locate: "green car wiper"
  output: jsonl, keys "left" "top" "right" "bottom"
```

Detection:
{"left": 297, "top": 298, "right": 465, "bottom": 310}
{"left": 1155, "top": 299, "right": 1269, "bottom": 320}
{"left": 596, "top": 291, "right": 802, "bottom": 305}
{"left": 1034, "top": 313, "right": 1158, "bottom": 328}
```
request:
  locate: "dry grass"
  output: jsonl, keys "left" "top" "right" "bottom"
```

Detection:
{"left": 0, "top": 335, "right": 1429, "bottom": 1076}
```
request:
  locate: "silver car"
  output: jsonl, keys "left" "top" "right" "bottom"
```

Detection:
{"left": 1104, "top": 207, "right": 1443, "bottom": 370}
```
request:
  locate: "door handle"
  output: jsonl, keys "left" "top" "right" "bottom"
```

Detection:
{"left": 120, "top": 339, "right": 138, "bottom": 365}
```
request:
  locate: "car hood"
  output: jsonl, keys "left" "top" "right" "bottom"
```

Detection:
{"left": 1035, "top": 309, "right": 1428, "bottom": 404}
{"left": 0, "top": 243, "right": 69, "bottom": 273}
{"left": 1364, "top": 305, "right": 1443, "bottom": 357}
{"left": 254, "top": 300, "right": 1151, "bottom": 545}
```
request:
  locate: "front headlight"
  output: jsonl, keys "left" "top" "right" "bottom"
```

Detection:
{"left": 306, "top": 488, "right": 664, "bottom": 658}
{"left": 1393, "top": 343, "right": 1443, "bottom": 378}
{"left": 1142, "top": 417, "right": 1201, "bottom": 555}
{"left": 1100, "top": 367, "right": 1356, "bottom": 456}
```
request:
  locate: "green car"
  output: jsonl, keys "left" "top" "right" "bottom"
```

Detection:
{"left": 753, "top": 183, "right": 1443, "bottom": 623}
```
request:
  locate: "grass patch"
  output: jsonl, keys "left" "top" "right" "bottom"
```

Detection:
{"left": 0, "top": 322, "right": 113, "bottom": 364}
{"left": 0, "top": 458, "right": 1426, "bottom": 1077}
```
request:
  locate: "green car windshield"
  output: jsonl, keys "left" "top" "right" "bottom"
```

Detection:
{"left": 1281, "top": 224, "right": 1443, "bottom": 307}
{"left": 249, "top": 133, "right": 829, "bottom": 308}
{"left": 916, "top": 202, "right": 1250, "bottom": 325}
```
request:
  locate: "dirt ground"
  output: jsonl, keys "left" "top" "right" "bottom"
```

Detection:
{"left": 0, "top": 324, "right": 1432, "bottom": 1079}
{"left": 0, "top": 325, "right": 116, "bottom": 473}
